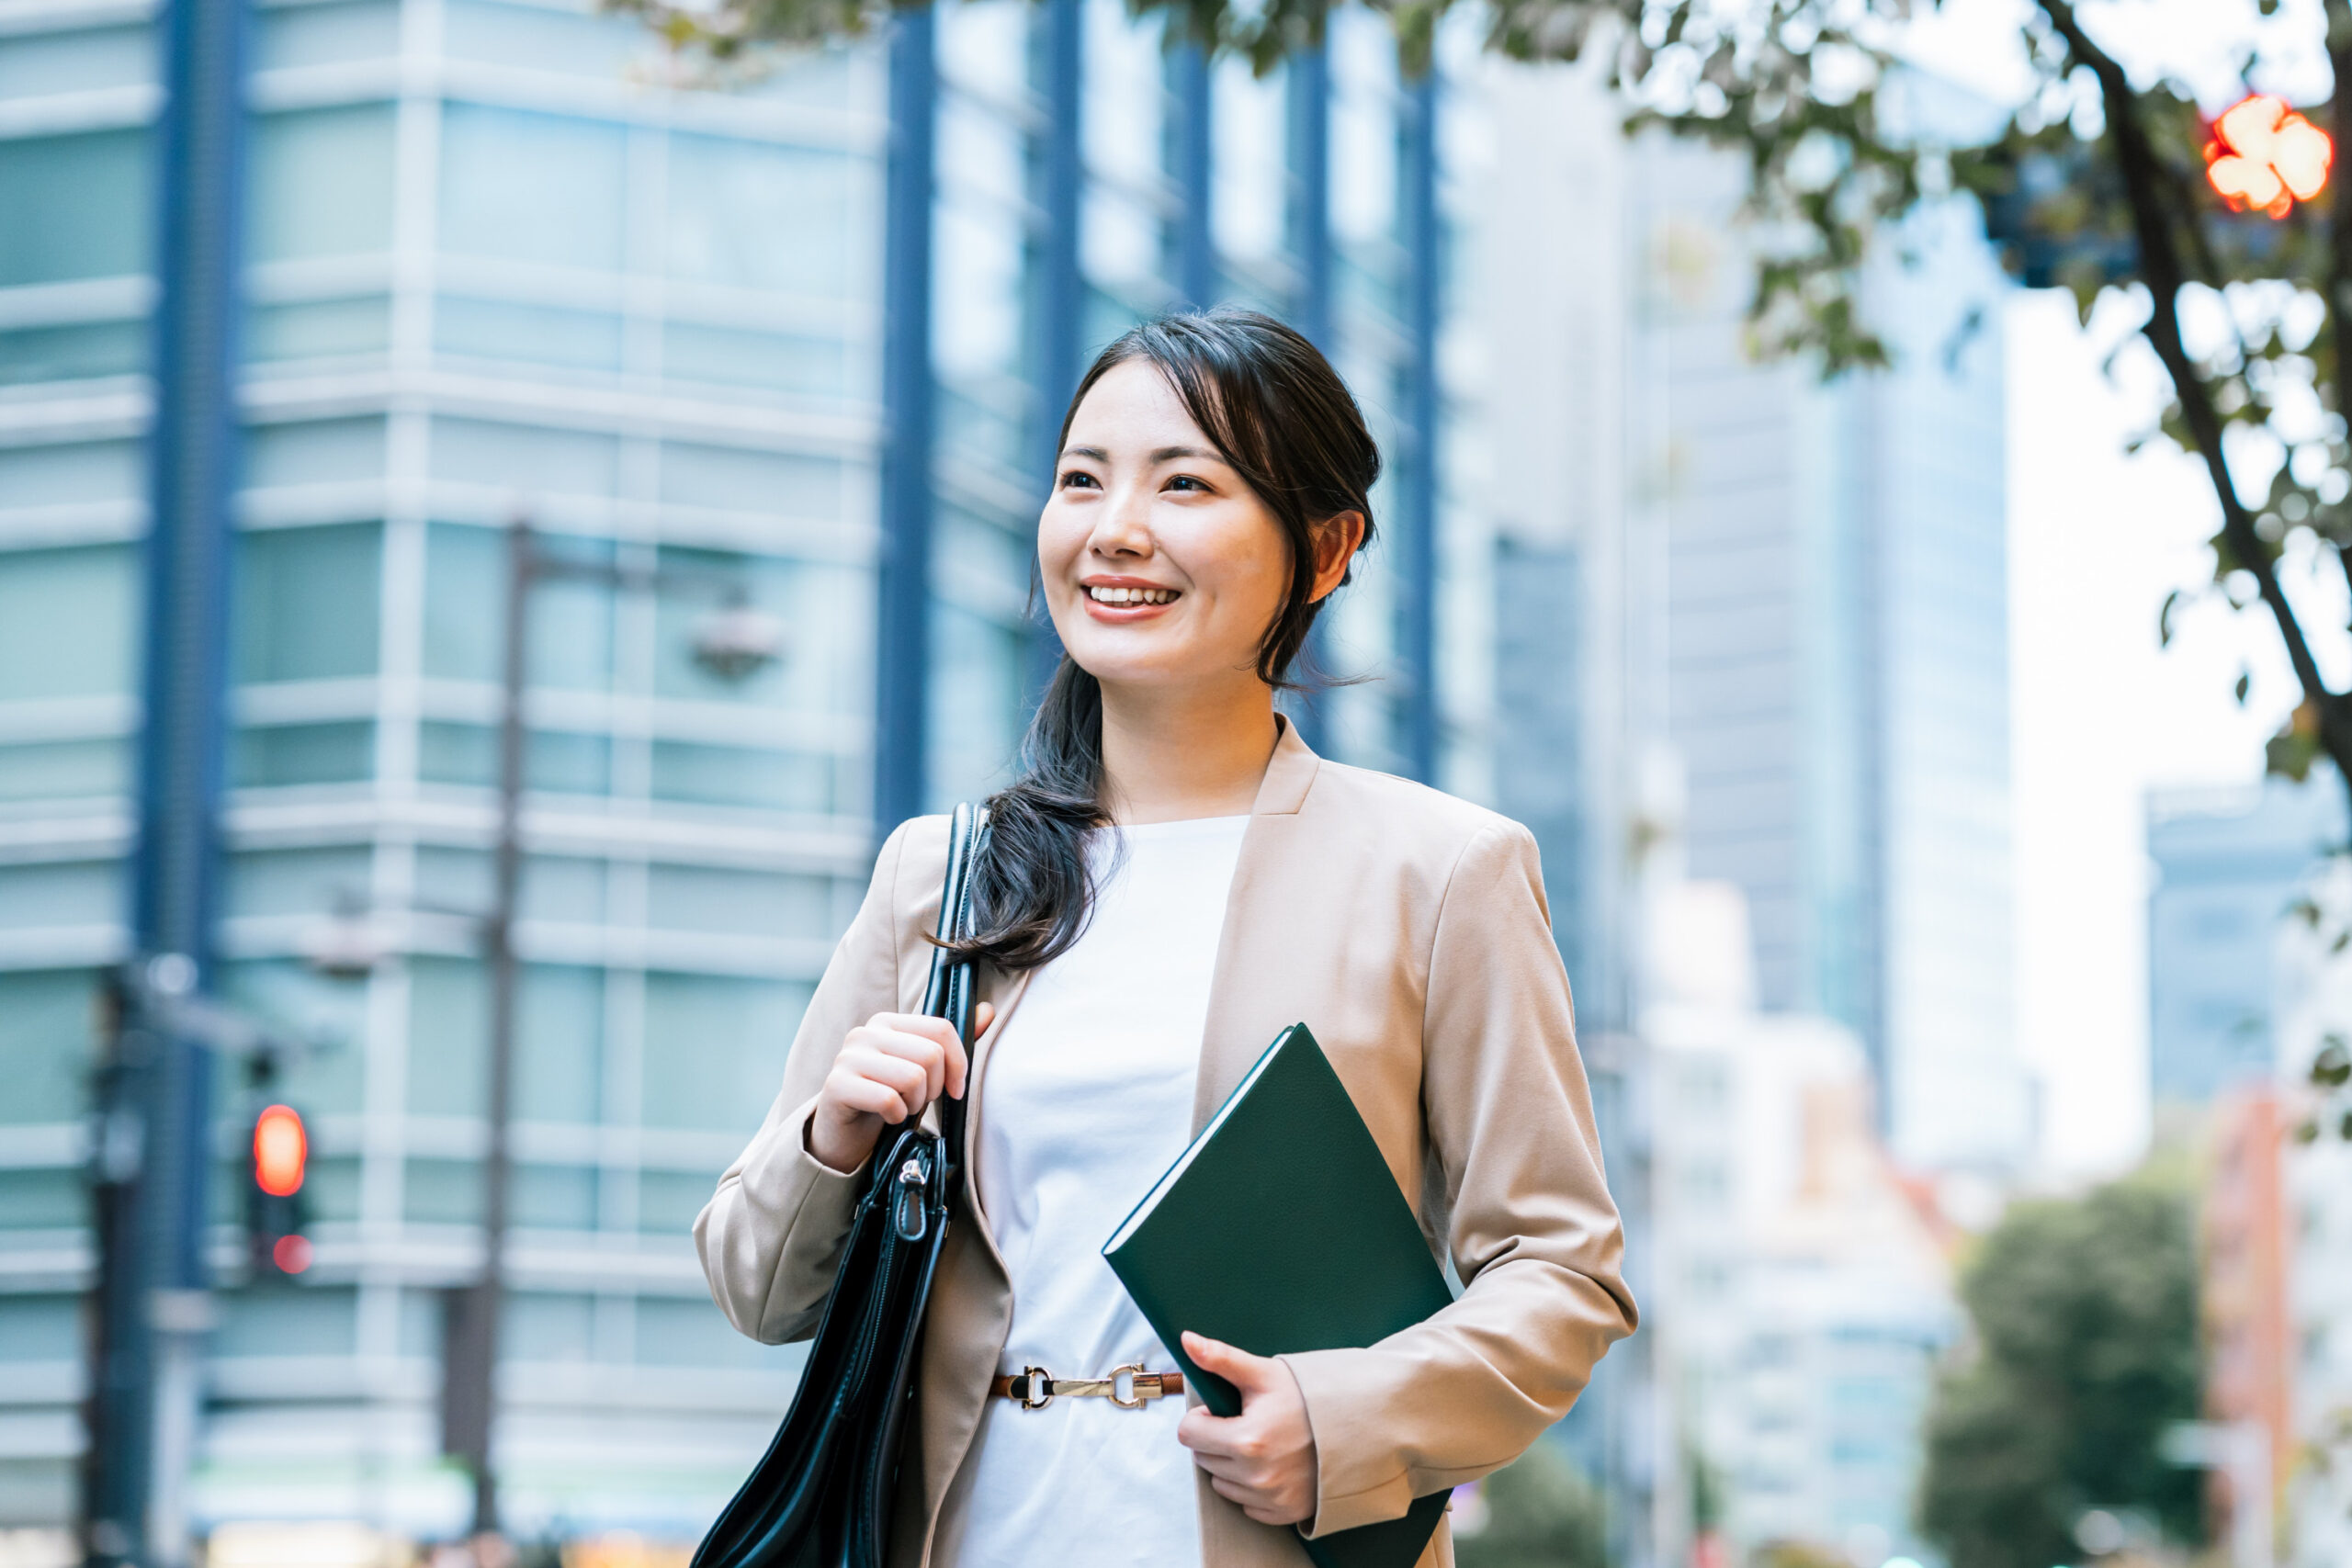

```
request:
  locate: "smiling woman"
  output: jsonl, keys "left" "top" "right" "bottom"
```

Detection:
{"left": 964, "top": 307, "right": 1378, "bottom": 971}
{"left": 695, "top": 307, "right": 1634, "bottom": 1568}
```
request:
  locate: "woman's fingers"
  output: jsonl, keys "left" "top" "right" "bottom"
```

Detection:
{"left": 867, "top": 1029, "right": 946, "bottom": 1105}
{"left": 1174, "top": 1330, "right": 1317, "bottom": 1528}
{"left": 863, "top": 1005, "right": 992, "bottom": 1100}
{"left": 1204, "top": 1476, "right": 1288, "bottom": 1525}
{"left": 821, "top": 1066, "right": 910, "bottom": 1126}
{"left": 1181, "top": 1332, "right": 1273, "bottom": 1391}
{"left": 863, "top": 1014, "right": 965, "bottom": 1100}
{"left": 857, "top": 1017, "right": 956, "bottom": 1104}
{"left": 839, "top": 1045, "right": 930, "bottom": 1120}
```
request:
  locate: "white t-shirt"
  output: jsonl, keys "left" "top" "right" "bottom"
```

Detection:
{"left": 944, "top": 814, "right": 1249, "bottom": 1568}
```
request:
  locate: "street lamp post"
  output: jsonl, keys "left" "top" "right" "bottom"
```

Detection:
{"left": 440, "top": 514, "right": 785, "bottom": 1540}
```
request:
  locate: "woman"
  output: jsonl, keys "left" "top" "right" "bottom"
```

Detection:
{"left": 697, "top": 308, "right": 1635, "bottom": 1568}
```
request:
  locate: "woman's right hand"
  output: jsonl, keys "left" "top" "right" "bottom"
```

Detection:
{"left": 806, "top": 1005, "right": 992, "bottom": 1173}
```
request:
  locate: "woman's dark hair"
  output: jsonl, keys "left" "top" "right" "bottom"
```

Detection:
{"left": 950, "top": 305, "right": 1380, "bottom": 972}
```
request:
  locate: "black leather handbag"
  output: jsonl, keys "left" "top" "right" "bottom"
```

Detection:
{"left": 691, "top": 802, "right": 987, "bottom": 1568}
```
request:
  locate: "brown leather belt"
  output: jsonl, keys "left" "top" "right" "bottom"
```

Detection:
{"left": 988, "top": 1362, "right": 1184, "bottom": 1410}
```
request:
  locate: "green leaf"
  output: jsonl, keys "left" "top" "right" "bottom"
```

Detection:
{"left": 2314, "top": 1036, "right": 2352, "bottom": 1089}
{"left": 2235, "top": 670, "right": 2252, "bottom": 706}
{"left": 2159, "top": 588, "right": 2181, "bottom": 649}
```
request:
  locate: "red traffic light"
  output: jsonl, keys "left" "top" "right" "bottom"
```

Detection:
{"left": 2205, "top": 94, "right": 2333, "bottom": 218}
{"left": 253, "top": 1104, "right": 308, "bottom": 1197}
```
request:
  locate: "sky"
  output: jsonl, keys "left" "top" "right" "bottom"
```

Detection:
{"left": 2005, "top": 291, "right": 2295, "bottom": 1180}
{"left": 1892, "top": 0, "right": 2340, "bottom": 1179}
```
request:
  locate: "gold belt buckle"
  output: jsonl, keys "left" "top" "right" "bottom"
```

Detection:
{"left": 1015, "top": 1365, "right": 1054, "bottom": 1409}
{"left": 1011, "top": 1361, "right": 1153, "bottom": 1409}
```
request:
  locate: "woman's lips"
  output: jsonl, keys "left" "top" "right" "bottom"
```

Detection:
{"left": 1080, "top": 582, "right": 1182, "bottom": 622}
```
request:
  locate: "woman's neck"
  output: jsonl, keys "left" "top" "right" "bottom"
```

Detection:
{"left": 1097, "top": 675, "right": 1279, "bottom": 825}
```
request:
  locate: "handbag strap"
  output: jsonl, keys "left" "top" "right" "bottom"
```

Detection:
{"left": 917, "top": 801, "right": 987, "bottom": 1209}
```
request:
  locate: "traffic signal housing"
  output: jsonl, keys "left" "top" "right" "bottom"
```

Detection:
{"left": 247, "top": 1102, "right": 311, "bottom": 1278}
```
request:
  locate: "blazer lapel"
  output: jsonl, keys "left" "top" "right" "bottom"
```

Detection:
{"left": 961, "top": 963, "right": 1033, "bottom": 1232}
{"left": 1191, "top": 716, "right": 1322, "bottom": 1132}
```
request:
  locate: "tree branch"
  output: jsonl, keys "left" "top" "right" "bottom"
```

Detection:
{"left": 2040, "top": 0, "right": 2344, "bottom": 739}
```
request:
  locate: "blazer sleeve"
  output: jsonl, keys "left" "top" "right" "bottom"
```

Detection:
{"left": 1281, "top": 819, "right": 1640, "bottom": 1536}
{"left": 695, "top": 818, "right": 913, "bottom": 1345}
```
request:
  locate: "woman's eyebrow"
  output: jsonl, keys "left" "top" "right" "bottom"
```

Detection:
{"left": 1150, "top": 445, "right": 1220, "bottom": 464}
{"left": 1059, "top": 444, "right": 1110, "bottom": 462}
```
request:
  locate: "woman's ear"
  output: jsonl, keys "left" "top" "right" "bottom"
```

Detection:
{"left": 1308, "top": 512, "right": 1366, "bottom": 604}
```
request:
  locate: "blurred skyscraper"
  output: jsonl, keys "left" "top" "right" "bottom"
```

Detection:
{"left": 0, "top": 0, "right": 1474, "bottom": 1545}
{"left": 1623, "top": 90, "right": 2027, "bottom": 1177}
{"left": 1457, "top": 62, "right": 2021, "bottom": 1565}
{"left": 2147, "top": 770, "right": 2346, "bottom": 1109}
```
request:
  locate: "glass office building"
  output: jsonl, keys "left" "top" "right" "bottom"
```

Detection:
{"left": 1630, "top": 96, "right": 2029, "bottom": 1174}
{"left": 0, "top": 0, "right": 1461, "bottom": 1540}
{"left": 2148, "top": 771, "right": 2346, "bottom": 1108}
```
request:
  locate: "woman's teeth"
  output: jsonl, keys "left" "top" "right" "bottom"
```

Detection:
{"left": 1087, "top": 585, "right": 1178, "bottom": 605}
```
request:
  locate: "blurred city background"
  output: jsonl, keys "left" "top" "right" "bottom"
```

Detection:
{"left": 0, "top": 0, "right": 2345, "bottom": 1566}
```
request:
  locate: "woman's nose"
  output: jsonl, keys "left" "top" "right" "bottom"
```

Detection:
{"left": 1089, "top": 484, "right": 1155, "bottom": 557}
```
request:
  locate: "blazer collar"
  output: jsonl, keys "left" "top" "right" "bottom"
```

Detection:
{"left": 1191, "top": 715, "right": 1320, "bottom": 1130}
{"left": 1250, "top": 713, "right": 1319, "bottom": 816}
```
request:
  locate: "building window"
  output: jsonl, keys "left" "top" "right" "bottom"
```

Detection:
{"left": 0, "top": 969, "right": 98, "bottom": 1127}
{"left": 0, "top": 25, "right": 154, "bottom": 100}
{"left": 235, "top": 523, "right": 385, "bottom": 683}
{"left": 251, "top": 107, "right": 398, "bottom": 263}
{"left": 0, "top": 130, "right": 151, "bottom": 288}
{"left": 440, "top": 105, "right": 628, "bottom": 273}
{"left": 665, "top": 135, "right": 861, "bottom": 299}
{"left": 0, "top": 542, "right": 137, "bottom": 700}
{"left": 639, "top": 973, "right": 811, "bottom": 1134}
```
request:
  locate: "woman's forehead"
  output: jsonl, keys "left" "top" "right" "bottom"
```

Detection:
{"left": 1065, "top": 360, "right": 1218, "bottom": 455}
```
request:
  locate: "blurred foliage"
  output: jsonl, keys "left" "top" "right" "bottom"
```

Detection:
{"left": 2284, "top": 904, "right": 2352, "bottom": 1143}
{"left": 1452, "top": 1439, "right": 1609, "bottom": 1568}
{"left": 1917, "top": 1170, "right": 2203, "bottom": 1568}
{"left": 2294, "top": 1029, "right": 2352, "bottom": 1142}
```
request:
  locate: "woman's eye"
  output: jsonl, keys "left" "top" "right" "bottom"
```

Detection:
{"left": 1166, "top": 475, "right": 1208, "bottom": 493}
{"left": 1058, "top": 469, "right": 1100, "bottom": 490}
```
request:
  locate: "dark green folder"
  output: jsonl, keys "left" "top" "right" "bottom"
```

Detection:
{"left": 1102, "top": 1023, "right": 1455, "bottom": 1568}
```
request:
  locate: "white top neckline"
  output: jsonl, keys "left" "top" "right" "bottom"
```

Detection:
{"left": 1104, "top": 814, "right": 1250, "bottom": 835}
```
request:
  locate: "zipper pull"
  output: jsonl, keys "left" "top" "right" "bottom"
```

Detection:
{"left": 892, "top": 1148, "right": 932, "bottom": 1242}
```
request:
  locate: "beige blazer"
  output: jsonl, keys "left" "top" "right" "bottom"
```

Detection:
{"left": 695, "top": 721, "right": 1637, "bottom": 1568}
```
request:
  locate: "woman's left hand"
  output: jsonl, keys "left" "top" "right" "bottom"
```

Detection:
{"left": 1175, "top": 1330, "right": 1319, "bottom": 1527}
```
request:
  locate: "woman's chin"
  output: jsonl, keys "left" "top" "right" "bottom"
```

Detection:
{"left": 1061, "top": 640, "right": 1202, "bottom": 683}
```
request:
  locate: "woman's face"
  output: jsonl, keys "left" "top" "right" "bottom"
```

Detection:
{"left": 1039, "top": 359, "right": 1294, "bottom": 696}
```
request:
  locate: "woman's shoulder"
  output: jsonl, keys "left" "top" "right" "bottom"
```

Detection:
{"left": 1302, "top": 757, "right": 1536, "bottom": 869}
{"left": 863, "top": 812, "right": 954, "bottom": 927}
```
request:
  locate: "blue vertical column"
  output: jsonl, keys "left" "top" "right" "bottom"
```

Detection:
{"left": 1398, "top": 69, "right": 1440, "bottom": 784}
{"left": 1291, "top": 39, "right": 1332, "bottom": 352}
{"left": 876, "top": 7, "right": 936, "bottom": 838}
{"left": 1036, "top": 0, "right": 1084, "bottom": 438}
{"left": 1172, "top": 39, "right": 1216, "bottom": 308}
{"left": 94, "top": 0, "right": 251, "bottom": 1558}
{"left": 1279, "top": 35, "right": 1336, "bottom": 747}
{"left": 1289, "top": 32, "right": 1335, "bottom": 750}
{"left": 1027, "top": 0, "right": 1084, "bottom": 702}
